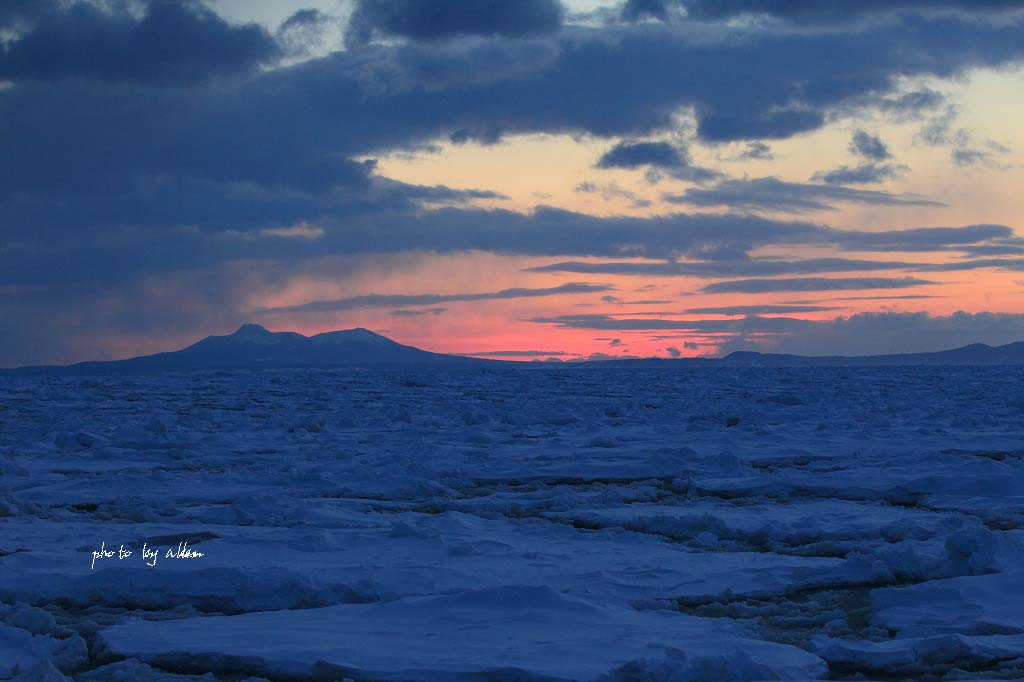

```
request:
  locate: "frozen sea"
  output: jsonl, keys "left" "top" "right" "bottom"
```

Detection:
{"left": 2, "top": 366, "right": 1024, "bottom": 681}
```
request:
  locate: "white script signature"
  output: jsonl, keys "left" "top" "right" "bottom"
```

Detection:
{"left": 90, "top": 540, "right": 205, "bottom": 569}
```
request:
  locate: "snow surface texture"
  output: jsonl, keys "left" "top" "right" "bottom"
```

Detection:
{"left": 1, "top": 366, "right": 1023, "bottom": 680}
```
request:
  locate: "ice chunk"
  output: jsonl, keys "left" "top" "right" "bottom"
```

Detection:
{"left": 0, "top": 624, "right": 86, "bottom": 678}
{"left": 7, "top": 604, "right": 56, "bottom": 635}
{"left": 871, "top": 570, "right": 1024, "bottom": 637}
{"left": 99, "top": 586, "right": 827, "bottom": 681}
{"left": 813, "top": 632, "right": 1024, "bottom": 677}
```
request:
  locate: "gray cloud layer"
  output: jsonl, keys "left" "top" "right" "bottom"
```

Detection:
{"left": 682, "top": 304, "right": 841, "bottom": 315}
{"left": 344, "top": 0, "right": 564, "bottom": 47}
{"left": 700, "top": 277, "right": 936, "bottom": 294}
{"left": 0, "top": 1, "right": 279, "bottom": 84}
{"left": 667, "top": 177, "right": 943, "bottom": 213}
{"left": 535, "top": 310, "right": 1024, "bottom": 357}
{"left": 727, "top": 311, "right": 1024, "bottom": 356}
{"left": 257, "top": 282, "right": 612, "bottom": 315}
{"left": 528, "top": 257, "right": 919, "bottom": 278}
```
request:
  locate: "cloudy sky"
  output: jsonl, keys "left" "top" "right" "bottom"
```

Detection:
{"left": 3, "top": 0, "right": 1024, "bottom": 365}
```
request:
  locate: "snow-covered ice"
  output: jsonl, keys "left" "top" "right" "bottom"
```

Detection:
{"left": 2, "top": 366, "right": 1024, "bottom": 680}
{"left": 99, "top": 585, "right": 827, "bottom": 681}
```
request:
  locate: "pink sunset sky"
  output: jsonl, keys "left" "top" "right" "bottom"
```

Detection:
{"left": 3, "top": 0, "right": 1024, "bottom": 365}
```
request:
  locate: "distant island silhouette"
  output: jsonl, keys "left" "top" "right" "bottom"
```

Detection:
{"left": 6, "top": 324, "right": 1024, "bottom": 374}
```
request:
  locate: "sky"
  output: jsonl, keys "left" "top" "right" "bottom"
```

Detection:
{"left": 3, "top": 0, "right": 1024, "bottom": 366}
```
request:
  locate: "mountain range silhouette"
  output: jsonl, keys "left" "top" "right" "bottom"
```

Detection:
{"left": 6, "top": 324, "right": 1024, "bottom": 374}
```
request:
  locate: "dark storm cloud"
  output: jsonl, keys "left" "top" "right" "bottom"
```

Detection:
{"left": 849, "top": 130, "right": 892, "bottom": 161}
{"left": 737, "top": 142, "right": 774, "bottom": 160}
{"left": 528, "top": 257, "right": 919, "bottom": 277}
{"left": 297, "top": 209, "right": 827, "bottom": 262}
{"left": 256, "top": 283, "right": 613, "bottom": 316}
{"left": 667, "top": 177, "right": 942, "bottom": 212}
{"left": 344, "top": 0, "right": 564, "bottom": 47}
{"left": 959, "top": 244, "right": 1024, "bottom": 257}
{"left": 0, "top": 101, "right": 509, "bottom": 232}
{"left": 834, "top": 224, "right": 1013, "bottom": 252}
{"left": 921, "top": 258, "right": 1024, "bottom": 273}
{"left": 700, "top": 277, "right": 936, "bottom": 294}
{"left": 812, "top": 129, "right": 906, "bottom": 184}
{"left": 595, "top": 140, "right": 719, "bottom": 182}
{"left": 574, "top": 182, "right": 651, "bottom": 208}
{"left": 1, "top": 13, "right": 1021, "bottom": 254}
{"left": 5, "top": 12, "right": 1024, "bottom": 223}
{"left": 0, "top": 209, "right": 820, "bottom": 287}
{"left": 5, "top": 201, "right": 1012, "bottom": 292}
{"left": 530, "top": 313, "right": 812, "bottom": 332}
{"left": 0, "top": 1, "right": 279, "bottom": 84}
{"left": 953, "top": 148, "right": 995, "bottom": 166}
{"left": 580, "top": 12, "right": 1024, "bottom": 141}
{"left": 874, "top": 89, "right": 946, "bottom": 118}
{"left": 829, "top": 295, "right": 940, "bottom": 301}
{"left": 814, "top": 163, "right": 907, "bottom": 185}
{"left": 696, "top": 108, "right": 824, "bottom": 142}
{"left": 276, "top": 8, "right": 332, "bottom": 57}
{"left": 596, "top": 142, "right": 686, "bottom": 169}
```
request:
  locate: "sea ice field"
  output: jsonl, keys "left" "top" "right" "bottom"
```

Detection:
{"left": 2, "top": 366, "right": 1024, "bottom": 681}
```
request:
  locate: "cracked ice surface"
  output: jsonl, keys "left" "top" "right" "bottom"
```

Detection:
{"left": 2, "top": 366, "right": 1024, "bottom": 680}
